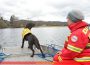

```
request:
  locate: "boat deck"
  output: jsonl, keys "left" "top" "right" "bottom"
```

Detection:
{"left": 0, "top": 45, "right": 54, "bottom": 65}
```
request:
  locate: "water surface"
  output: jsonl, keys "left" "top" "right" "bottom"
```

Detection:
{"left": 0, "top": 27, "right": 70, "bottom": 48}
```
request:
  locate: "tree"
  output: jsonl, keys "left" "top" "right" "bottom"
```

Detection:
{"left": 0, "top": 13, "right": 3, "bottom": 20}
{"left": 10, "top": 15, "right": 18, "bottom": 22}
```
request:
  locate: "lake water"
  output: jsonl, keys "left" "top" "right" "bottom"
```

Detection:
{"left": 0, "top": 27, "right": 70, "bottom": 48}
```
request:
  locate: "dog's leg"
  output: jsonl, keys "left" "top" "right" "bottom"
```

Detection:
{"left": 35, "top": 43, "right": 45, "bottom": 58}
{"left": 21, "top": 39, "right": 24, "bottom": 48}
{"left": 33, "top": 34, "right": 45, "bottom": 58}
{"left": 39, "top": 47, "right": 45, "bottom": 58}
{"left": 27, "top": 35, "right": 35, "bottom": 57}
{"left": 28, "top": 44, "right": 35, "bottom": 57}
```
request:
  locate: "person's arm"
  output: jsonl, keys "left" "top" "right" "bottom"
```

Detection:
{"left": 60, "top": 32, "right": 88, "bottom": 60}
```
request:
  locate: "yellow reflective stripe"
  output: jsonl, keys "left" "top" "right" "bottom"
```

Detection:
{"left": 82, "top": 27, "right": 88, "bottom": 35}
{"left": 65, "top": 38, "right": 68, "bottom": 42}
{"left": 58, "top": 56, "right": 62, "bottom": 61}
{"left": 67, "top": 44, "right": 83, "bottom": 53}
{"left": 65, "top": 33, "right": 71, "bottom": 42}
{"left": 74, "top": 57, "right": 90, "bottom": 62}
{"left": 22, "top": 28, "right": 31, "bottom": 38}
{"left": 88, "top": 33, "right": 90, "bottom": 39}
{"left": 69, "top": 32, "right": 71, "bottom": 35}
{"left": 86, "top": 43, "right": 90, "bottom": 47}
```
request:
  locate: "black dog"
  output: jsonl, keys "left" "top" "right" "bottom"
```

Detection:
{"left": 21, "top": 23, "right": 45, "bottom": 58}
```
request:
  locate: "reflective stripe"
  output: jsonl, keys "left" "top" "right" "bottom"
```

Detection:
{"left": 82, "top": 27, "right": 88, "bottom": 35}
{"left": 67, "top": 44, "right": 83, "bottom": 53}
{"left": 65, "top": 38, "right": 68, "bottom": 42}
{"left": 22, "top": 28, "right": 31, "bottom": 38}
{"left": 74, "top": 57, "right": 90, "bottom": 62}
{"left": 88, "top": 33, "right": 90, "bottom": 39}
{"left": 58, "top": 56, "right": 62, "bottom": 61}
{"left": 86, "top": 43, "right": 90, "bottom": 47}
{"left": 65, "top": 33, "right": 71, "bottom": 42}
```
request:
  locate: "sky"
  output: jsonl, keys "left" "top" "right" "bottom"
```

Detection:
{"left": 0, "top": 0, "right": 90, "bottom": 23}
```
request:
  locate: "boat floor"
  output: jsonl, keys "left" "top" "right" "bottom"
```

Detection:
{"left": 0, "top": 45, "right": 58, "bottom": 65}
{"left": 0, "top": 45, "right": 53, "bottom": 61}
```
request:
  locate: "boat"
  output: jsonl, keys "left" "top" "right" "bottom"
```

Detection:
{"left": 0, "top": 44, "right": 62, "bottom": 65}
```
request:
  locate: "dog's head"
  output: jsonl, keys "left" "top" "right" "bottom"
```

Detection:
{"left": 25, "top": 23, "right": 35, "bottom": 29}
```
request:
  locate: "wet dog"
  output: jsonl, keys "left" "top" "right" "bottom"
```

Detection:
{"left": 21, "top": 23, "right": 45, "bottom": 58}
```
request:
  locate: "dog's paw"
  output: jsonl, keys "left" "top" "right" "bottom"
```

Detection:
{"left": 42, "top": 54, "right": 45, "bottom": 58}
{"left": 28, "top": 46, "right": 30, "bottom": 48}
{"left": 31, "top": 55, "right": 34, "bottom": 57}
{"left": 21, "top": 46, "right": 23, "bottom": 48}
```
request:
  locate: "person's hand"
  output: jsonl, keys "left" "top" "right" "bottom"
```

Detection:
{"left": 53, "top": 52, "right": 62, "bottom": 62}
{"left": 56, "top": 51, "right": 62, "bottom": 55}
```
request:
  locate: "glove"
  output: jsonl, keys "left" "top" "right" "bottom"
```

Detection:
{"left": 53, "top": 51, "right": 62, "bottom": 62}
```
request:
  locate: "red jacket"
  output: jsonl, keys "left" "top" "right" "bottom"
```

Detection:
{"left": 53, "top": 21, "right": 90, "bottom": 62}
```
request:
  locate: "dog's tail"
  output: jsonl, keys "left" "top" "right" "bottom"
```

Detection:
{"left": 32, "top": 35, "right": 41, "bottom": 49}
{"left": 32, "top": 34, "right": 45, "bottom": 58}
{"left": 35, "top": 43, "right": 41, "bottom": 49}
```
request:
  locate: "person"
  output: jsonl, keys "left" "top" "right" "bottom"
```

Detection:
{"left": 53, "top": 10, "right": 90, "bottom": 65}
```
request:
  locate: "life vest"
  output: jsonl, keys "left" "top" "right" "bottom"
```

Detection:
{"left": 22, "top": 28, "right": 31, "bottom": 38}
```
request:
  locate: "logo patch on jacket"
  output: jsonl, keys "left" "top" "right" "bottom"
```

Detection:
{"left": 71, "top": 36, "right": 78, "bottom": 42}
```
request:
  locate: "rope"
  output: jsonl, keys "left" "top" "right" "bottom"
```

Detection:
{"left": 46, "top": 44, "right": 61, "bottom": 56}
{"left": 34, "top": 44, "right": 61, "bottom": 61}
{"left": 0, "top": 53, "right": 10, "bottom": 62}
{"left": 34, "top": 53, "right": 53, "bottom": 62}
